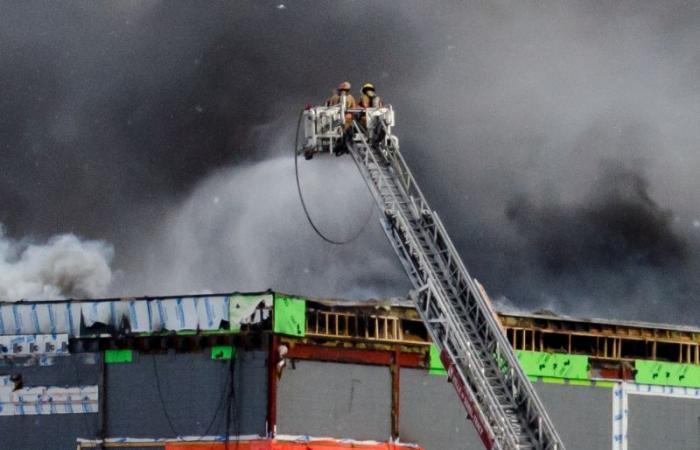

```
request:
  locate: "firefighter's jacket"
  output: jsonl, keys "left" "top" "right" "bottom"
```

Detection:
{"left": 358, "top": 93, "right": 383, "bottom": 108}
{"left": 326, "top": 93, "right": 356, "bottom": 108}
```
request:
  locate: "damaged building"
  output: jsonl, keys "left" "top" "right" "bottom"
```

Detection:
{"left": 0, "top": 292, "right": 699, "bottom": 450}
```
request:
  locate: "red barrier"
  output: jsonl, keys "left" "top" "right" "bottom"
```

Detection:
{"left": 166, "top": 439, "right": 421, "bottom": 450}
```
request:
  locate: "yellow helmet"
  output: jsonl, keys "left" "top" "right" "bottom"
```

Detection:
{"left": 362, "top": 82, "right": 375, "bottom": 93}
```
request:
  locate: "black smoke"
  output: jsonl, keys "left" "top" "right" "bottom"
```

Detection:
{"left": 1, "top": 2, "right": 700, "bottom": 324}
{"left": 506, "top": 163, "right": 687, "bottom": 273}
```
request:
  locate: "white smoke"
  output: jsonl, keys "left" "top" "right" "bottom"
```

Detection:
{"left": 0, "top": 226, "right": 113, "bottom": 301}
{"left": 115, "top": 155, "right": 409, "bottom": 299}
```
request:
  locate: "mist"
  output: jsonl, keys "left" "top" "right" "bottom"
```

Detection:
{"left": 1, "top": 1, "right": 699, "bottom": 324}
{"left": 113, "top": 155, "right": 408, "bottom": 299}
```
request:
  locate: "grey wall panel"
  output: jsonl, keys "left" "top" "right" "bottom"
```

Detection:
{"left": 533, "top": 382, "right": 611, "bottom": 450}
{"left": 399, "top": 372, "right": 611, "bottom": 450}
{"left": 0, "top": 414, "right": 99, "bottom": 450}
{"left": 628, "top": 395, "right": 700, "bottom": 450}
{"left": 399, "top": 369, "right": 480, "bottom": 450}
{"left": 106, "top": 349, "right": 268, "bottom": 439}
{"left": 277, "top": 360, "right": 391, "bottom": 441}
{"left": 0, "top": 349, "right": 266, "bottom": 449}
{"left": 0, "top": 353, "right": 99, "bottom": 386}
{"left": 0, "top": 353, "right": 100, "bottom": 450}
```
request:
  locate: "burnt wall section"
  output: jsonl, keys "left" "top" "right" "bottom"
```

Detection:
{"left": 628, "top": 395, "right": 700, "bottom": 450}
{"left": 276, "top": 360, "right": 391, "bottom": 440}
{"left": 105, "top": 349, "right": 267, "bottom": 439}
{"left": 0, "top": 353, "right": 100, "bottom": 450}
{"left": 534, "top": 382, "right": 612, "bottom": 450}
{"left": 399, "top": 368, "right": 478, "bottom": 449}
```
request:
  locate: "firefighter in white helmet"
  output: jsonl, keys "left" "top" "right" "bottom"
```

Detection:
{"left": 326, "top": 81, "right": 356, "bottom": 132}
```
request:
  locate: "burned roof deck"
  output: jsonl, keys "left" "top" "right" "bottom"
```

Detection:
{"left": 1, "top": 292, "right": 698, "bottom": 371}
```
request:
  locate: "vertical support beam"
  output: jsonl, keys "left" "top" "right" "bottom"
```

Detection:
{"left": 267, "top": 333, "right": 279, "bottom": 437}
{"left": 97, "top": 352, "right": 107, "bottom": 450}
{"left": 391, "top": 345, "right": 401, "bottom": 440}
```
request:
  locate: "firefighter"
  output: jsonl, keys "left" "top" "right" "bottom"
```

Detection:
{"left": 326, "top": 82, "right": 356, "bottom": 131}
{"left": 325, "top": 82, "right": 356, "bottom": 155}
{"left": 358, "top": 82, "right": 383, "bottom": 130}
{"left": 358, "top": 82, "right": 383, "bottom": 108}
{"left": 326, "top": 81, "right": 356, "bottom": 109}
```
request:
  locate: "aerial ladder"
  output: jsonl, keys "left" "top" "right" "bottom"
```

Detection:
{"left": 298, "top": 99, "right": 566, "bottom": 450}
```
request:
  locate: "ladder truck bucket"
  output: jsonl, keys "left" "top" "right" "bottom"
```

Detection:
{"left": 301, "top": 106, "right": 397, "bottom": 158}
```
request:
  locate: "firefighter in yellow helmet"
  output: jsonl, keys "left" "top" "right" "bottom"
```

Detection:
{"left": 358, "top": 82, "right": 383, "bottom": 108}
{"left": 358, "top": 82, "right": 383, "bottom": 130}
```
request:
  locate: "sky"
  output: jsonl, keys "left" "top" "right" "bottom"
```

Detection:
{"left": 1, "top": 1, "right": 699, "bottom": 324}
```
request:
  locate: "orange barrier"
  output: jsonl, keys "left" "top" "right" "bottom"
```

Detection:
{"left": 166, "top": 439, "right": 421, "bottom": 450}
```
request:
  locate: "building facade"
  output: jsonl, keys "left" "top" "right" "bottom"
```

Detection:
{"left": 0, "top": 292, "right": 698, "bottom": 449}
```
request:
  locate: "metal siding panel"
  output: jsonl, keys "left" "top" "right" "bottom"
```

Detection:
{"left": 276, "top": 360, "right": 391, "bottom": 441}
{"left": 0, "top": 353, "right": 101, "bottom": 449}
{"left": 105, "top": 350, "right": 267, "bottom": 438}
{"left": 0, "top": 413, "right": 100, "bottom": 449}
{"left": 0, "top": 353, "right": 99, "bottom": 387}
{"left": 534, "top": 382, "right": 612, "bottom": 450}
{"left": 628, "top": 395, "right": 700, "bottom": 450}
{"left": 399, "top": 368, "right": 479, "bottom": 450}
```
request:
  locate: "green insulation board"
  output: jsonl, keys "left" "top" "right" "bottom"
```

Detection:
{"left": 429, "top": 345, "right": 447, "bottom": 376}
{"left": 211, "top": 345, "right": 236, "bottom": 360}
{"left": 516, "top": 350, "right": 589, "bottom": 380}
{"left": 273, "top": 295, "right": 306, "bottom": 337}
{"left": 635, "top": 360, "right": 700, "bottom": 388}
{"left": 105, "top": 349, "right": 133, "bottom": 364}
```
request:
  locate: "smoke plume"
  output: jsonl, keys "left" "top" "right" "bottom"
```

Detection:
{"left": 506, "top": 162, "right": 687, "bottom": 273}
{"left": 0, "top": 226, "right": 113, "bottom": 301}
{"left": 1, "top": 2, "right": 700, "bottom": 324}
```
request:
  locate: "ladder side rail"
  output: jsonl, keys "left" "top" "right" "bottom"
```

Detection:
{"left": 346, "top": 121, "right": 563, "bottom": 449}
{"left": 351, "top": 141, "right": 529, "bottom": 449}
{"left": 431, "top": 212, "right": 559, "bottom": 444}
{"left": 349, "top": 128, "right": 525, "bottom": 446}
{"left": 387, "top": 146, "right": 430, "bottom": 216}
{"left": 411, "top": 283, "right": 502, "bottom": 446}
{"left": 406, "top": 220, "right": 526, "bottom": 448}
{"left": 416, "top": 284, "right": 503, "bottom": 450}
{"left": 348, "top": 136, "right": 524, "bottom": 449}
{"left": 430, "top": 212, "right": 564, "bottom": 449}
{"left": 430, "top": 211, "right": 562, "bottom": 448}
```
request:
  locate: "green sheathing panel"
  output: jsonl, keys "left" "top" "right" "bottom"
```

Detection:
{"left": 429, "top": 345, "right": 447, "bottom": 376}
{"left": 516, "top": 350, "right": 589, "bottom": 380}
{"left": 211, "top": 345, "right": 236, "bottom": 360}
{"left": 105, "top": 349, "right": 133, "bottom": 364}
{"left": 273, "top": 294, "right": 306, "bottom": 337}
{"left": 635, "top": 360, "right": 700, "bottom": 388}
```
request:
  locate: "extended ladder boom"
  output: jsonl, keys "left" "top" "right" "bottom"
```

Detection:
{"left": 300, "top": 105, "right": 565, "bottom": 450}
